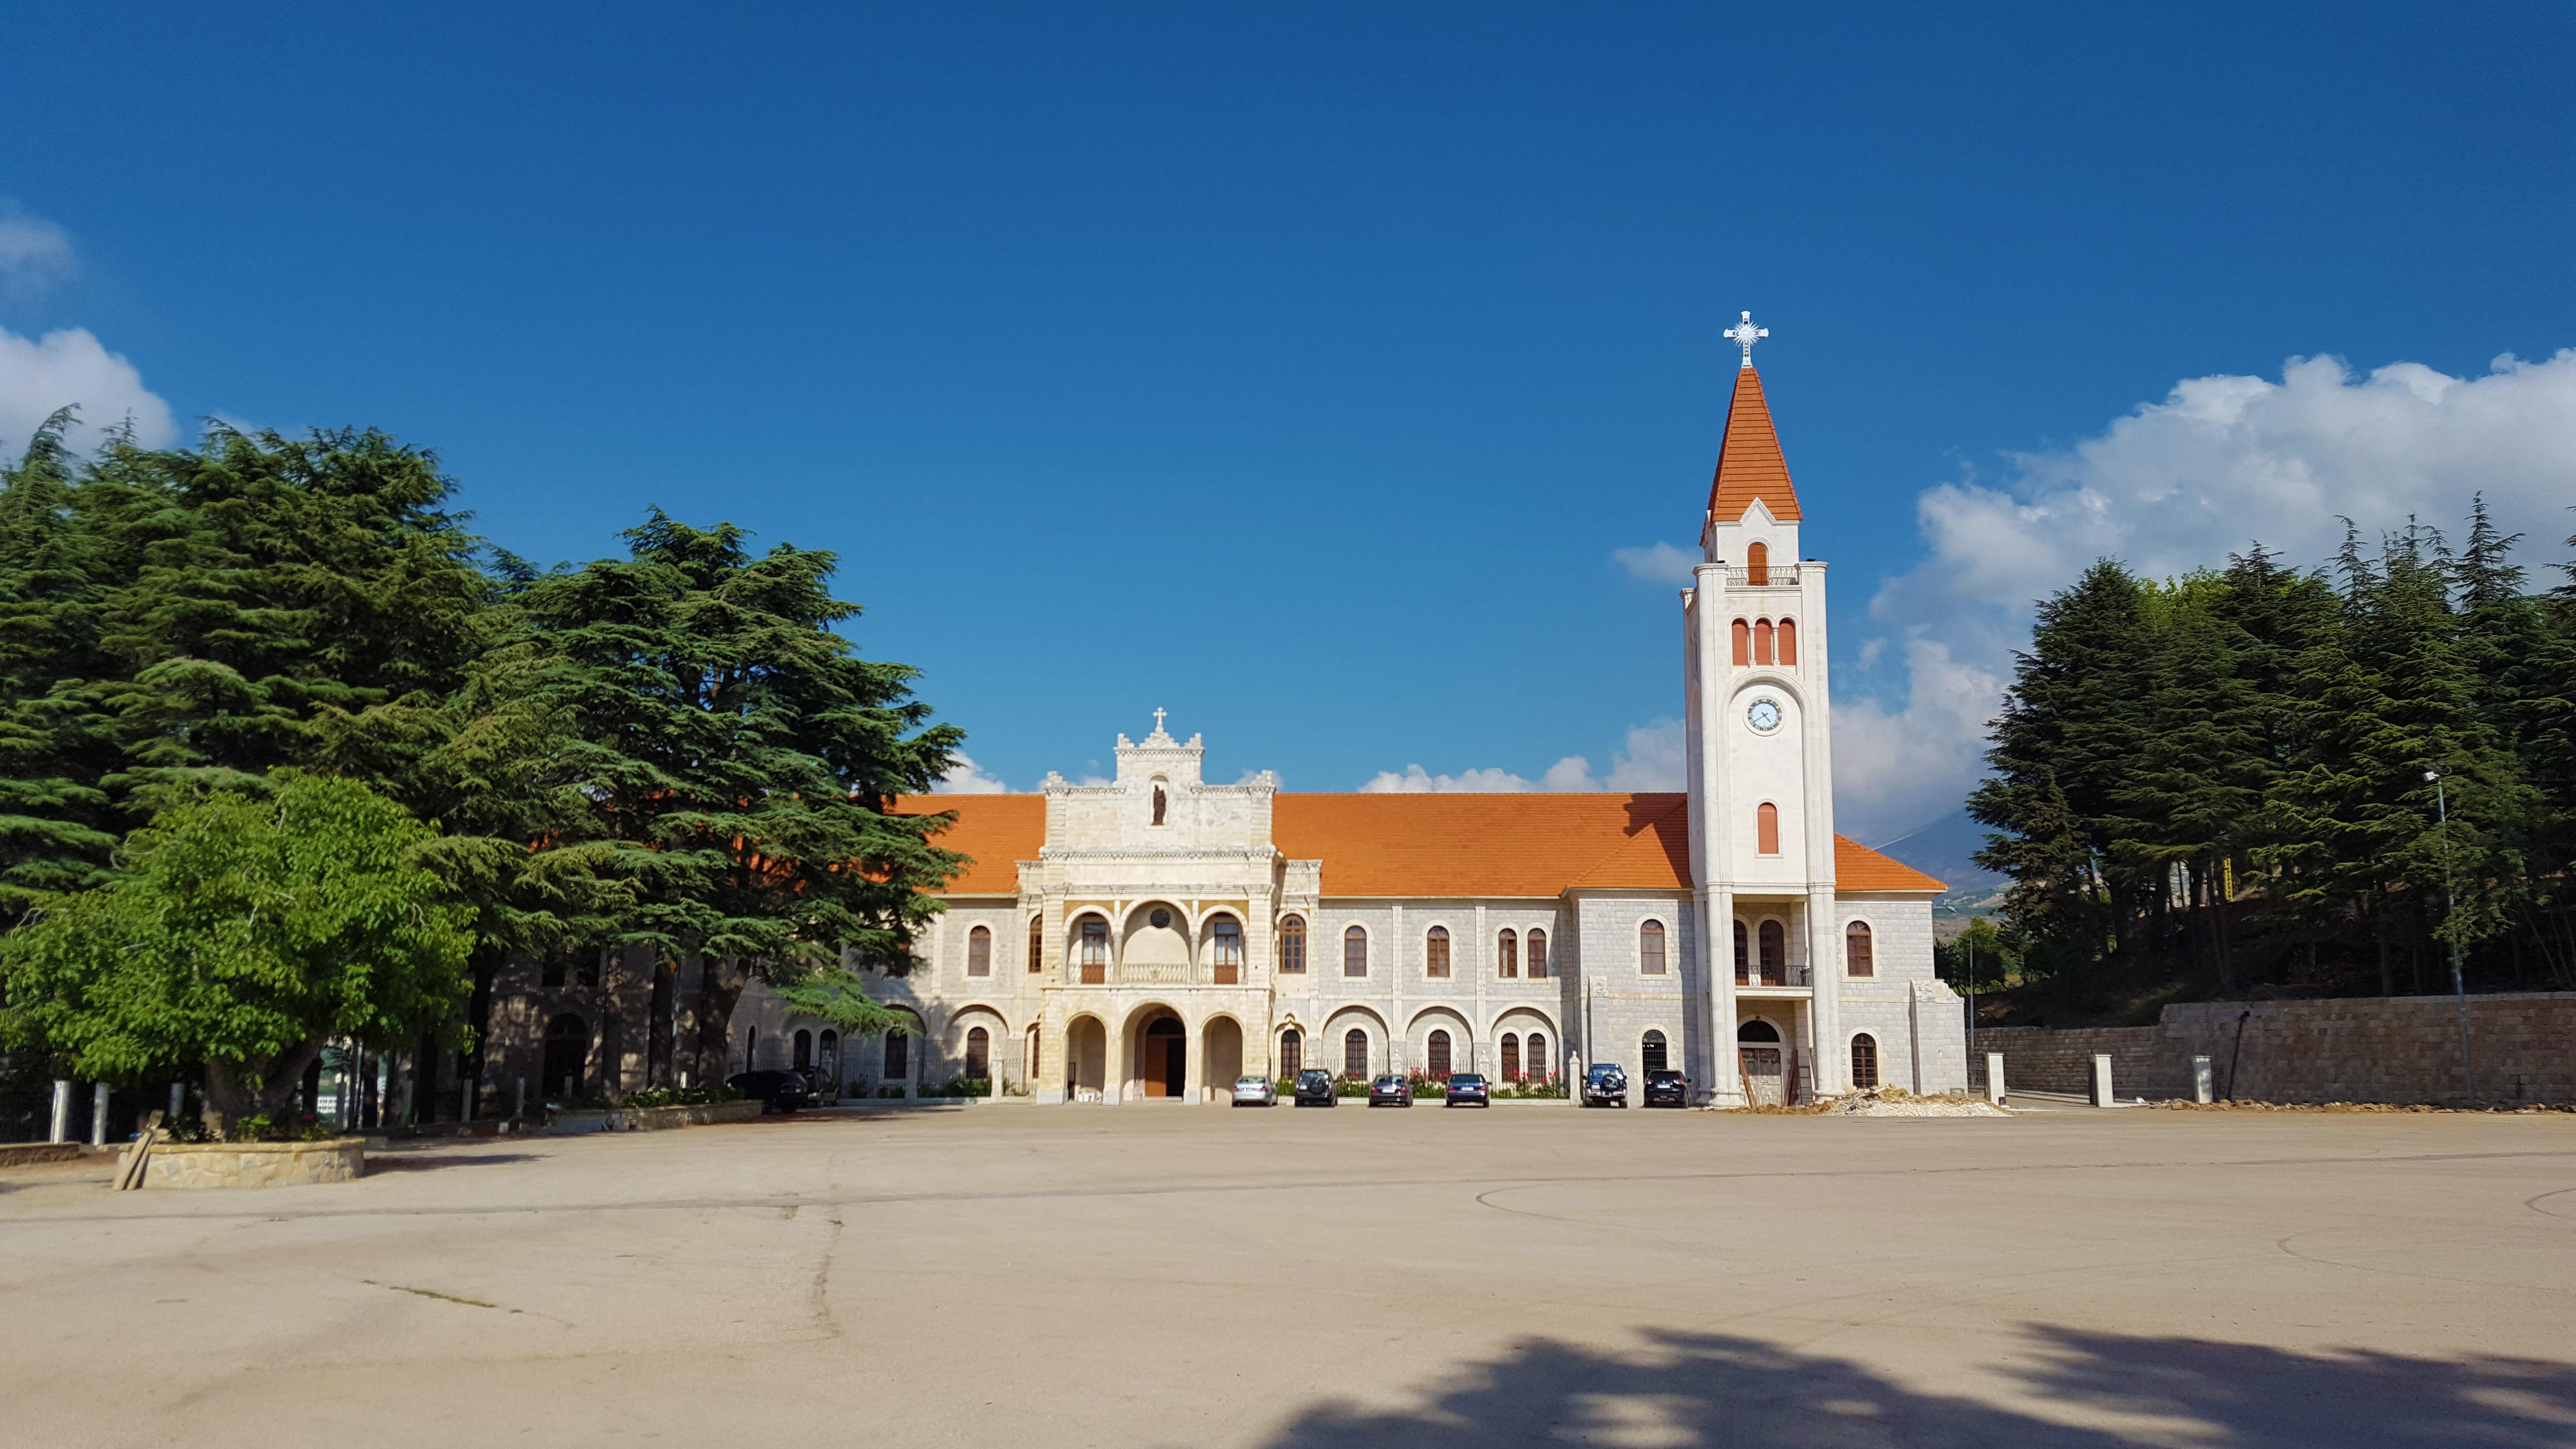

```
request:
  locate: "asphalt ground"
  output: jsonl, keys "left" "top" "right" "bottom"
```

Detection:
{"left": 2, "top": 1100, "right": 2571, "bottom": 1448}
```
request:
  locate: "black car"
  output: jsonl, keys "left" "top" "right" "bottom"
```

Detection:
{"left": 728, "top": 1069, "right": 813, "bottom": 1114}
{"left": 1444, "top": 1073, "right": 1491, "bottom": 1107}
{"left": 1642, "top": 1069, "right": 1688, "bottom": 1108}
{"left": 1580, "top": 1063, "right": 1628, "bottom": 1108}
{"left": 1293, "top": 1068, "right": 1337, "bottom": 1107}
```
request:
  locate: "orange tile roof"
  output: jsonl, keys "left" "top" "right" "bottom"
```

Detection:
{"left": 894, "top": 791, "right": 1944, "bottom": 897}
{"left": 1706, "top": 366, "right": 1803, "bottom": 524}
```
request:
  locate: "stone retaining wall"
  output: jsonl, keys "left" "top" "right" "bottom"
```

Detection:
{"left": 146, "top": 1138, "right": 364, "bottom": 1188}
{"left": 1966, "top": 992, "right": 2576, "bottom": 1105}
{"left": 544, "top": 1098, "right": 767, "bottom": 1135}
{"left": 0, "top": 1142, "right": 90, "bottom": 1168}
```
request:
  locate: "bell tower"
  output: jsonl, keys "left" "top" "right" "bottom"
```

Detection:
{"left": 1681, "top": 314, "right": 1843, "bottom": 1104}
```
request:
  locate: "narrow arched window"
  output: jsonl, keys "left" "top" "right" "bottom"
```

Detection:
{"left": 1527, "top": 929, "right": 1548, "bottom": 979}
{"left": 1343, "top": 1028, "right": 1368, "bottom": 1078}
{"left": 1151, "top": 785, "right": 1166, "bottom": 825}
{"left": 1529, "top": 1032, "right": 1548, "bottom": 1079}
{"left": 965, "top": 1026, "right": 991, "bottom": 1080}
{"left": 1501, "top": 1032, "right": 1521, "bottom": 1080}
{"left": 1210, "top": 916, "right": 1244, "bottom": 984}
{"left": 1845, "top": 921, "right": 1874, "bottom": 978}
{"left": 1642, "top": 1030, "right": 1668, "bottom": 1073}
{"left": 746, "top": 1025, "right": 758, "bottom": 1070}
{"left": 1777, "top": 617, "right": 1797, "bottom": 665}
{"left": 1754, "top": 619, "right": 1774, "bottom": 665}
{"left": 1759, "top": 920, "right": 1785, "bottom": 985}
{"left": 1733, "top": 920, "right": 1749, "bottom": 984}
{"left": 1425, "top": 925, "right": 1450, "bottom": 978}
{"left": 1731, "top": 618, "right": 1751, "bottom": 666}
{"left": 1746, "top": 541, "right": 1769, "bottom": 586}
{"left": 1852, "top": 1034, "right": 1880, "bottom": 1090}
{"left": 1279, "top": 915, "right": 1306, "bottom": 974}
{"left": 1280, "top": 1029, "right": 1302, "bottom": 1078}
{"left": 1344, "top": 925, "right": 1368, "bottom": 978}
{"left": 1756, "top": 802, "right": 1780, "bottom": 855}
{"left": 966, "top": 925, "right": 991, "bottom": 977}
{"left": 1078, "top": 916, "right": 1109, "bottom": 983}
{"left": 883, "top": 1028, "right": 910, "bottom": 1080}
{"left": 1028, "top": 915, "right": 1044, "bottom": 972}
{"left": 1497, "top": 928, "right": 1518, "bottom": 978}
{"left": 793, "top": 1030, "right": 812, "bottom": 1069}
{"left": 1427, "top": 1030, "right": 1452, "bottom": 1078}
{"left": 1640, "top": 920, "right": 1666, "bottom": 975}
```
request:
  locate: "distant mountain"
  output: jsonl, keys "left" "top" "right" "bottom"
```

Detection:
{"left": 1868, "top": 809, "right": 2008, "bottom": 896}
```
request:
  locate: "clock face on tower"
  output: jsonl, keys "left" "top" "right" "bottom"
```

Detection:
{"left": 1746, "top": 698, "right": 1783, "bottom": 733}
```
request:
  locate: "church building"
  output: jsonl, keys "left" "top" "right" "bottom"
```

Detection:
{"left": 731, "top": 318, "right": 1967, "bottom": 1107}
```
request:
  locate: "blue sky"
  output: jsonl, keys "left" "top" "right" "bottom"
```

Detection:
{"left": 3, "top": 3, "right": 2571, "bottom": 838}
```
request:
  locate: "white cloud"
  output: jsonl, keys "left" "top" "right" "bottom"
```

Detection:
{"left": 1613, "top": 541, "right": 1701, "bottom": 584}
{"left": 1360, "top": 720, "right": 1687, "bottom": 794}
{"left": 1838, "top": 349, "right": 2576, "bottom": 840}
{"left": 930, "top": 752, "right": 1014, "bottom": 793}
{"left": 0, "top": 203, "right": 75, "bottom": 301}
{"left": 0, "top": 325, "right": 179, "bottom": 464}
{"left": 1360, "top": 763, "right": 1547, "bottom": 793}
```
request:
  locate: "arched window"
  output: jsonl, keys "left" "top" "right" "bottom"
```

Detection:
{"left": 1754, "top": 619, "right": 1774, "bottom": 665}
{"left": 1733, "top": 920, "right": 1750, "bottom": 984}
{"left": 1746, "top": 541, "right": 1770, "bottom": 586}
{"left": 1845, "top": 921, "right": 1874, "bottom": 978}
{"left": 1279, "top": 915, "right": 1306, "bottom": 974}
{"left": 1028, "top": 915, "right": 1044, "bottom": 973}
{"left": 966, "top": 925, "right": 991, "bottom": 977}
{"left": 1528, "top": 1032, "right": 1549, "bottom": 1079}
{"left": 1279, "top": 1029, "right": 1302, "bottom": 1078}
{"left": 1642, "top": 1030, "right": 1668, "bottom": 1073}
{"left": 1527, "top": 929, "right": 1548, "bottom": 979}
{"left": 1427, "top": 1029, "right": 1452, "bottom": 1078}
{"left": 1731, "top": 618, "right": 1751, "bottom": 666}
{"left": 883, "top": 1028, "right": 910, "bottom": 1080}
{"left": 1640, "top": 920, "right": 1666, "bottom": 975}
{"left": 1738, "top": 1018, "right": 1781, "bottom": 1042}
{"left": 965, "top": 1025, "right": 991, "bottom": 1080}
{"left": 1852, "top": 1033, "right": 1880, "bottom": 1090}
{"left": 1344, "top": 925, "right": 1368, "bottom": 978}
{"left": 1343, "top": 1028, "right": 1368, "bottom": 1078}
{"left": 542, "top": 1014, "right": 588, "bottom": 1099}
{"left": 1497, "top": 928, "right": 1518, "bottom": 978}
{"left": 1078, "top": 916, "right": 1109, "bottom": 984}
{"left": 745, "top": 1025, "right": 758, "bottom": 1069}
{"left": 1211, "top": 916, "right": 1244, "bottom": 984}
{"left": 1756, "top": 802, "right": 1780, "bottom": 855}
{"left": 1758, "top": 920, "right": 1786, "bottom": 985}
{"left": 1500, "top": 1032, "right": 1521, "bottom": 1080}
{"left": 1777, "top": 617, "right": 1798, "bottom": 665}
{"left": 1425, "top": 925, "right": 1450, "bottom": 978}
{"left": 793, "top": 1029, "right": 813, "bottom": 1069}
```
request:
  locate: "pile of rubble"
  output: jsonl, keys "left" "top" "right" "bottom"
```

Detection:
{"left": 1827, "top": 1086, "right": 2013, "bottom": 1118}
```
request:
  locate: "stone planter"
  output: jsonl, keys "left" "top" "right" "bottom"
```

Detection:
{"left": 543, "top": 1098, "right": 766, "bottom": 1135}
{"left": 146, "top": 1137, "right": 364, "bottom": 1189}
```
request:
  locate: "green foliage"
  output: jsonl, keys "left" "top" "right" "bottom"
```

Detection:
{"left": 0, "top": 773, "right": 475, "bottom": 1121}
{"left": 1934, "top": 916, "right": 2015, "bottom": 993}
{"left": 612, "top": 1084, "right": 744, "bottom": 1109}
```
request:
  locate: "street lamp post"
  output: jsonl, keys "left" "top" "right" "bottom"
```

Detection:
{"left": 2425, "top": 770, "right": 2476, "bottom": 1105}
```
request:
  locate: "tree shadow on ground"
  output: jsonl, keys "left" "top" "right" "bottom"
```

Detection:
{"left": 365, "top": 1152, "right": 540, "bottom": 1173}
{"left": 1256, "top": 1325, "right": 2576, "bottom": 1449}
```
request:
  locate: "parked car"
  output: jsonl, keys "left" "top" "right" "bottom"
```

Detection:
{"left": 1368, "top": 1074, "right": 1413, "bottom": 1108}
{"left": 1642, "top": 1069, "right": 1688, "bottom": 1108}
{"left": 1444, "top": 1073, "right": 1490, "bottom": 1107}
{"left": 1293, "top": 1069, "right": 1337, "bottom": 1107}
{"left": 1231, "top": 1074, "right": 1277, "bottom": 1107}
{"left": 1580, "top": 1063, "right": 1628, "bottom": 1108}
{"left": 728, "top": 1069, "right": 813, "bottom": 1114}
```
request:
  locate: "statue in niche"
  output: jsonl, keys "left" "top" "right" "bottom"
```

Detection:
{"left": 1152, "top": 786, "right": 1167, "bottom": 826}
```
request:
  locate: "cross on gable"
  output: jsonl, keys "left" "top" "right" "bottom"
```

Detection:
{"left": 1152, "top": 707, "right": 1168, "bottom": 734}
{"left": 1723, "top": 310, "right": 1769, "bottom": 368}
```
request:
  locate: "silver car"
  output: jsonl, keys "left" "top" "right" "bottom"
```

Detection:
{"left": 1230, "top": 1074, "right": 1277, "bottom": 1107}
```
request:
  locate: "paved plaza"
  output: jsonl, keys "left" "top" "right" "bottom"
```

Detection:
{"left": 2, "top": 1103, "right": 2571, "bottom": 1448}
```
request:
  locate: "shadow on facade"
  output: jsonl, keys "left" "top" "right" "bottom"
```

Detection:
{"left": 1253, "top": 1325, "right": 2574, "bottom": 1449}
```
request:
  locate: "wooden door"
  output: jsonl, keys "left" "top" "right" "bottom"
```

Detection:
{"left": 1741, "top": 1047, "right": 1785, "bottom": 1107}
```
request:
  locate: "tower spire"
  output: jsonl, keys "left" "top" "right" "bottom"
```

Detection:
{"left": 1704, "top": 332, "right": 1801, "bottom": 525}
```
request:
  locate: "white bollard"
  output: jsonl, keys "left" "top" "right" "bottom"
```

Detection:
{"left": 1985, "top": 1053, "right": 2006, "bottom": 1107}
{"left": 2090, "top": 1053, "right": 2115, "bottom": 1107}
{"left": 169, "top": 1082, "right": 185, "bottom": 1122}
{"left": 2192, "top": 1054, "right": 2213, "bottom": 1104}
{"left": 91, "top": 1082, "right": 110, "bottom": 1146}
{"left": 49, "top": 1079, "right": 72, "bottom": 1143}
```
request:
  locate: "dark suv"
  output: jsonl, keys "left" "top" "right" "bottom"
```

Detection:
{"left": 1642, "top": 1069, "right": 1688, "bottom": 1108}
{"left": 1580, "top": 1063, "right": 1628, "bottom": 1108}
{"left": 1293, "top": 1068, "right": 1337, "bottom": 1107}
{"left": 728, "top": 1069, "right": 813, "bottom": 1114}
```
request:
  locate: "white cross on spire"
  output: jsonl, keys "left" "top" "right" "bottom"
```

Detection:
{"left": 1723, "top": 310, "right": 1768, "bottom": 369}
{"left": 1152, "top": 707, "right": 1168, "bottom": 735}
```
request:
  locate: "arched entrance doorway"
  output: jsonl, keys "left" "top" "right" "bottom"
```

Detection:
{"left": 542, "top": 1014, "right": 588, "bottom": 1100}
{"left": 1066, "top": 1016, "right": 1107, "bottom": 1101}
{"left": 1738, "top": 1018, "right": 1786, "bottom": 1106}
{"left": 1201, "top": 1016, "right": 1243, "bottom": 1097}
{"left": 1141, "top": 1015, "right": 1186, "bottom": 1098}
